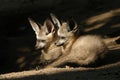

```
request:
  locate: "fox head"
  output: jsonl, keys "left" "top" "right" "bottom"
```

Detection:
{"left": 50, "top": 13, "right": 78, "bottom": 46}
{"left": 28, "top": 18, "right": 55, "bottom": 49}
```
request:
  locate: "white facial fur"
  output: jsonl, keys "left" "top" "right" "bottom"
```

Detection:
{"left": 55, "top": 23, "right": 69, "bottom": 46}
{"left": 28, "top": 18, "right": 54, "bottom": 49}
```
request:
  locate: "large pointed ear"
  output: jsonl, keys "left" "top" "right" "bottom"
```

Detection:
{"left": 44, "top": 19, "right": 55, "bottom": 34}
{"left": 28, "top": 18, "right": 40, "bottom": 35}
{"left": 50, "top": 13, "right": 61, "bottom": 28}
{"left": 67, "top": 19, "right": 78, "bottom": 32}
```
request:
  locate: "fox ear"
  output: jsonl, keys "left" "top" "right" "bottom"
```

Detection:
{"left": 67, "top": 19, "right": 78, "bottom": 32}
{"left": 50, "top": 13, "right": 61, "bottom": 28}
{"left": 44, "top": 19, "right": 55, "bottom": 34}
{"left": 28, "top": 18, "right": 40, "bottom": 35}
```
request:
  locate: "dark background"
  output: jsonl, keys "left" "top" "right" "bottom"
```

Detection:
{"left": 0, "top": 0, "right": 120, "bottom": 74}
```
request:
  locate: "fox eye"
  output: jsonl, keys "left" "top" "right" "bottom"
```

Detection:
{"left": 60, "top": 36, "right": 66, "bottom": 39}
{"left": 38, "top": 40, "right": 46, "bottom": 42}
{"left": 41, "top": 40, "right": 46, "bottom": 42}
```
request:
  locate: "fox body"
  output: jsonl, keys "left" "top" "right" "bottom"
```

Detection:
{"left": 45, "top": 14, "right": 108, "bottom": 68}
{"left": 28, "top": 18, "right": 62, "bottom": 64}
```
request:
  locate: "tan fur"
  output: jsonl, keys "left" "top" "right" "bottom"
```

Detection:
{"left": 28, "top": 18, "right": 62, "bottom": 64}
{"left": 46, "top": 35, "right": 108, "bottom": 68}
{"left": 40, "top": 41, "right": 62, "bottom": 64}
{"left": 103, "top": 36, "right": 120, "bottom": 46}
{"left": 51, "top": 35, "right": 120, "bottom": 68}
{"left": 45, "top": 19, "right": 108, "bottom": 68}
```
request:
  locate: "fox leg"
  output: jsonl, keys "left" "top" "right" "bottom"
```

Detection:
{"left": 45, "top": 57, "right": 69, "bottom": 68}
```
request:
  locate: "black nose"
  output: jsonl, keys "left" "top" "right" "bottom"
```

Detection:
{"left": 54, "top": 42, "right": 59, "bottom": 46}
{"left": 55, "top": 42, "right": 63, "bottom": 46}
{"left": 35, "top": 46, "right": 45, "bottom": 50}
{"left": 55, "top": 42, "right": 57, "bottom": 45}
{"left": 35, "top": 46, "right": 40, "bottom": 50}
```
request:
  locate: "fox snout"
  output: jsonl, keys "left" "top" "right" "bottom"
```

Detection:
{"left": 35, "top": 45, "right": 45, "bottom": 50}
{"left": 55, "top": 39, "right": 65, "bottom": 46}
{"left": 35, "top": 41, "right": 46, "bottom": 50}
{"left": 35, "top": 45, "right": 44, "bottom": 50}
{"left": 55, "top": 42, "right": 62, "bottom": 46}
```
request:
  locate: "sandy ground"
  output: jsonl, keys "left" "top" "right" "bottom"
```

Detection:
{"left": 0, "top": 48, "right": 120, "bottom": 80}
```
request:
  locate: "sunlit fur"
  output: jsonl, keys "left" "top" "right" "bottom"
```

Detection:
{"left": 45, "top": 15, "right": 108, "bottom": 68}
{"left": 28, "top": 18, "right": 62, "bottom": 64}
